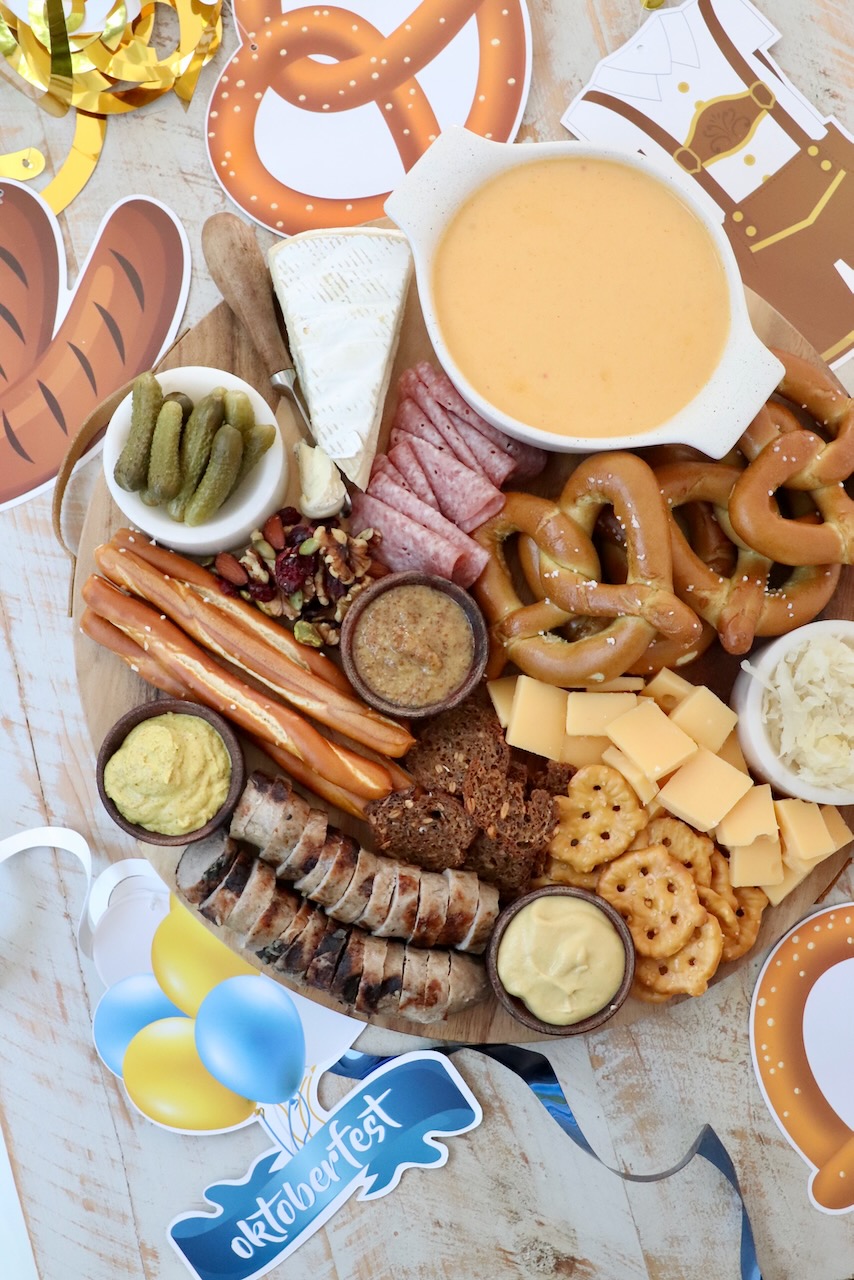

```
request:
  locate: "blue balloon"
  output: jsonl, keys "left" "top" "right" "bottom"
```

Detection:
{"left": 195, "top": 976, "right": 306, "bottom": 1104}
{"left": 93, "top": 974, "right": 187, "bottom": 1076}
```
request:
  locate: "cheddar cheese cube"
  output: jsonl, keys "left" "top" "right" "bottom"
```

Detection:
{"left": 601, "top": 745, "right": 659, "bottom": 805}
{"left": 559, "top": 735, "right": 611, "bottom": 768}
{"left": 774, "top": 799, "right": 835, "bottom": 866}
{"left": 640, "top": 667, "right": 694, "bottom": 712}
{"left": 565, "top": 691, "right": 638, "bottom": 736}
{"left": 717, "top": 729, "right": 750, "bottom": 776}
{"left": 506, "top": 676, "right": 568, "bottom": 761}
{"left": 487, "top": 676, "right": 518, "bottom": 729}
{"left": 728, "top": 834, "right": 784, "bottom": 887}
{"left": 658, "top": 747, "right": 753, "bottom": 832}
{"left": 820, "top": 805, "right": 854, "bottom": 852}
{"left": 606, "top": 698, "right": 698, "bottom": 780}
{"left": 760, "top": 860, "right": 811, "bottom": 906}
{"left": 668, "top": 685, "right": 738, "bottom": 753}
{"left": 572, "top": 676, "right": 645, "bottom": 692}
{"left": 715, "top": 784, "right": 777, "bottom": 849}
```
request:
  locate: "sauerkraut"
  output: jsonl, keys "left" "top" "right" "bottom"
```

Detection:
{"left": 755, "top": 634, "right": 854, "bottom": 789}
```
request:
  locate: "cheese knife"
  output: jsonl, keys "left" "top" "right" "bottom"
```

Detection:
{"left": 200, "top": 212, "right": 312, "bottom": 430}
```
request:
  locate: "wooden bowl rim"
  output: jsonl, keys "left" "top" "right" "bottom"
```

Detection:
{"left": 96, "top": 698, "right": 245, "bottom": 846}
{"left": 339, "top": 570, "right": 489, "bottom": 719}
{"left": 486, "top": 885, "right": 636, "bottom": 1036}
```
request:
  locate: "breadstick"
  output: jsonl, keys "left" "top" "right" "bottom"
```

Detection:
{"left": 96, "top": 539, "right": 414, "bottom": 759}
{"left": 108, "top": 529, "right": 351, "bottom": 692}
{"left": 81, "top": 574, "right": 393, "bottom": 801}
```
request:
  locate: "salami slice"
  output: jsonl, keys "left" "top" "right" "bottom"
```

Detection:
{"left": 405, "top": 436, "right": 504, "bottom": 533}
{"left": 393, "top": 397, "right": 448, "bottom": 453}
{"left": 398, "top": 369, "right": 483, "bottom": 473}
{"left": 365, "top": 470, "right": 489, "bottom": 587}
{"left": 349, "top": 492, "right": 465, "bottom": 583}
{"left": 415, "top": 361, "right": 547, "bottom": 479}
{"left": 445, "top": 409, "right": 515, "bottom": 487}
{"left": 387, "top": 438, "right": 440, "bottom": 509}
{"left": 370, "top": 452, "right": 407, "bottom": 488}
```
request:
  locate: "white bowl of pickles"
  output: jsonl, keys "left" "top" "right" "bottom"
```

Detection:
{"left": 103, "top": 367, "right": 287, "bottom": 554}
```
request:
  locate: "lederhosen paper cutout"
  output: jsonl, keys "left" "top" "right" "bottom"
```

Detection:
{"left": 577, "top": 0, "right": 854, "bottom": 367}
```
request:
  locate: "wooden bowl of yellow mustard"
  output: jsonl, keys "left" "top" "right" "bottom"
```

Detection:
{"left": 96, "top": 699, "right": 245, "bottom": 846}
{"left": 486, "top": 886, "right": 635, "bottom": 1036}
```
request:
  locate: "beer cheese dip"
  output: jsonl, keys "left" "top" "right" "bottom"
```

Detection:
{"left": 496, "top": 895, "right": 627, "bottom": 1025}
{"left": 432, "top": 156, "right": 730, "bottom": 439}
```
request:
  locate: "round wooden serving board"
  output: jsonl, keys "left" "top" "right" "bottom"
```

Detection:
{"left": 71, "top": 282, "right": 853, "bottom": 1043}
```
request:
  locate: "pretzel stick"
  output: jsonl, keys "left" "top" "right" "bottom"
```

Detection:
{"left": 108, "top": 529, "right": 351, "bottom": 691}
{"left": 81, "top": 575, "right": 393, "bottom": 801}
{"left": 80, "top": 608, "right": 371, "bottom": 816}
{"left": 96, "top": 540, "right": 414, "bottom": 759}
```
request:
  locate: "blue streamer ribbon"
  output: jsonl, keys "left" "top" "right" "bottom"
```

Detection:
{"left": 332, "top": 1043, "right": 762, "bottom": 1280}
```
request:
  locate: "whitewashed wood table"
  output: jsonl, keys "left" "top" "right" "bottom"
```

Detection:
{"left": 1, "top": 2, "right": 853, "bottom": 1277}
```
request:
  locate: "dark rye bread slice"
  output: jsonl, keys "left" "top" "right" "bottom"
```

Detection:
{"left": 245, "top": 882, "right": 301, "bottom": 953}
{"left": 463, "top": 762, "right": 556, "bottom": 898}
{"left": 277, "top": 808, "right": 328, "bottom": 879}
{"left": 374, "top": 864, "right": 420, "bottom": 938}
{"left": 530, "top": 759, "right": 575, "bottom": 797}
{"left": 330, "top": 928, "right": 365, "bottom": 1005}
{"left": 225, "top": 858, "right": 277, "bottom": 937}
{"left": 327, "top": 848, "right": 378, "bottom": 924}
{"left": 307, "top": 836, "right": 360, "bottom": 909}
{"left": 405, "top": 700, "right": 509, "bottom": 796}
{"left": 200, "top": 846, "right": 257, "bottom": 925}
{"left": 365, "top": 786, "right": 476, "bottom": 872}
{"left": 305, "top": 924, "right": 350, "bottom": 991}
{"left": 176, "top": 832, "right": 239, "bottom": 904}
{"left": 409, "top": 870, "right": 449, "bottom": 947}
{"left": 435, "top": 868, "right": 480, "bottom": 948}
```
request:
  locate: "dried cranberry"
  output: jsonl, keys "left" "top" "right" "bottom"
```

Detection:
{"left": 285, "top": 524, "right": 312, "bottom": 548}
{"left": 248, "top": 581, "right": 278, "bottom": 602}
{"left": 274, "top": 550, "right": 307, "bottom": 594}
{"left": 278, "top": 506, "right": 301, "bottom": 527}
{"left": 324, "top": 572, "right": 347, "bottom": 602}
{"left": 215, "top": 576, "right": 239, "bottom": 597}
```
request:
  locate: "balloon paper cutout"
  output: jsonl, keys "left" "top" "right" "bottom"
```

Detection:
{"left": 195, "top": 976, "right": 306, "bottom": 1105}
{"left": 93, "top": 974, "right": 186, "bottom": 1076}
{"left": 123, "top": 1018, "right": 256, "bottom": 1131}
{"left": 151, "top": 899, "right": 259, "bottom": 1017}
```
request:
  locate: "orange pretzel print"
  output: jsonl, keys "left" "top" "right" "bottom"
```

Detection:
{"left": 207, "top": 0, "right": 529, "bottom": 233}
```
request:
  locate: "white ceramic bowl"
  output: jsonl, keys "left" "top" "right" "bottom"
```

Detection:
{"left": 103, "top": 367, "right": 287, "bottom": 554}
{"left": 731, "top": 620, "right": 854, "bottom": 805}
{"left": 385, "top": 128, "right": 783, "bottom": 458}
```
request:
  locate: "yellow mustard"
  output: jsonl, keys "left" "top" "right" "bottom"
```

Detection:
{"left": 496, "top": 896, "right": 626, "bottom": 1025}
{"left": 104, "top": 713, "right": 231, "bottom": 836}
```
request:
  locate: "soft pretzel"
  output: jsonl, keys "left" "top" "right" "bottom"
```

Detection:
{"left": 473, "top": 454, "right": 702, "bottom": 684}
{"left": 728, "top": 432, "right": 854, "bottom": 566}
{"left": 657, "top": 460, "right": 840, "bottom": 652}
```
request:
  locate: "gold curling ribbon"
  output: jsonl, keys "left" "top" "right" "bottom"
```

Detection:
{"left": 0, "top": 0, "right": 221, "bottom": 208}
{"left": 0, "top": 145, "right": 46, "bottom": 178}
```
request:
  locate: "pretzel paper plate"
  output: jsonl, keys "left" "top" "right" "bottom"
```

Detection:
{"left": 69, "top": 283, "right": 853, "bottom": 1043}
{"left": 750, "top": 904, "right": 854, "bottom": 1214}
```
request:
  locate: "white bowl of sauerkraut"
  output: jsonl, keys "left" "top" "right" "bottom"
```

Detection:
{"left": 731, "top": 620, "right": 854, "bottom": 805}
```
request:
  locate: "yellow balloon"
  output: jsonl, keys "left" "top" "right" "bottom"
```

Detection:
{"left": 123, "top": 1018, "right": 255, "bottom": 1131}
{"left": 151, "top": 900, "right": 258, "bottom": 1016}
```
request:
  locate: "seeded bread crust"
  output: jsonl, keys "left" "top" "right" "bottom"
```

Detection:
{"left": 365, "top": 786, "right": 477, "bottom": 871}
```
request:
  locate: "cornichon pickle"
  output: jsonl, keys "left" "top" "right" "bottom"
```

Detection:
{"left": 113, "top": 371, "right": 163, "bottom": 492}
{"left": 223, "top": 389, "right": 256, "bottom": 437}
{"left": 184, "top": 424, "right": 244, "bottom": 526}
{"left": 146, "top": 400, "right": 184, "bottom": 502}
{"left": 168, "top": 390, "right": 225, "bottom": 521}
{"left": 162, "top": 391, "right": 194, "bottom": 422}
{"left": 230, "top": 422, "right": 276, "bottom": 495}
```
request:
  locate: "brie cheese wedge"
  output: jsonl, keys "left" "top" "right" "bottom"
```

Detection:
{"left": 268, "top": 228, "right": 413, "bottom": 491}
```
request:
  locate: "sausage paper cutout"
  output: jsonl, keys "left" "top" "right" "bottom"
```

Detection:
{"left": 0, "top": 182, "right": 190, "bottom": 511}
{"left": 750, "top": 904, "right": 854, "bottom": 1213}
{"left": 206, "top": 0, "right": 531, "bottom": 235}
